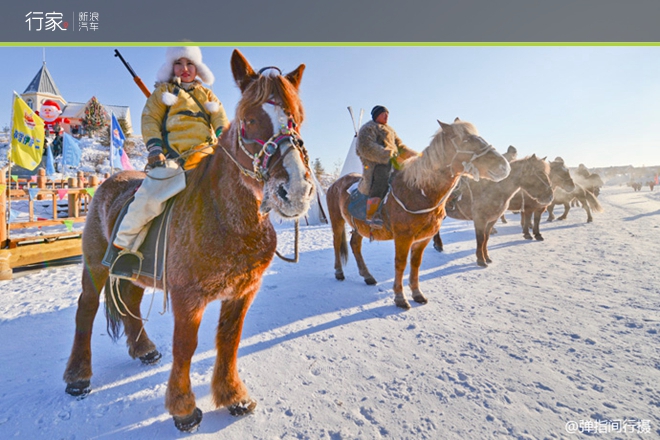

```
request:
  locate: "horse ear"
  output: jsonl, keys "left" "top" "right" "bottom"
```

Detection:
{"left": 454, "top": 117, "right": 461, "bottom": 122}
{"left": 231, "top": 49, "right": 259, "bottom": 92}
{"left": 438, "top": 120, "right": 451, "bottom": 131}
{"left": 285, "top": 64, "right": 306, "bottom": 90}
{"left": 531, "top": 153, "right": 537, "bottom": 159}
{"left": 541, "top": 156, "right": 547, "bottom": 161}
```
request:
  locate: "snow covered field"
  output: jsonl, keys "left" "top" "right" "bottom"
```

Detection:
{"left": 1, "top": 184, "right": 659, "bottom": 439}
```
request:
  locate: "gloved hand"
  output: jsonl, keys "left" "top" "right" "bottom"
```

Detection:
{"left": 390, "top": 152, "right": 402, "bottom": 170}
{"left": 148, "top": 151, "right": 166, "bottom": 168}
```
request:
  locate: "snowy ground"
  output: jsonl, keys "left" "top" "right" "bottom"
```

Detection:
{"left": 1, "top": 184, "right": 659, "bottom": 439}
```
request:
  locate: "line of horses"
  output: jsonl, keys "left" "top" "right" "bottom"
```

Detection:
{"left": 60, "top": 50, "right": 607, "bottom": 432}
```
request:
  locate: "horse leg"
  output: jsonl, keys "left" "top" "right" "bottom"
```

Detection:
{"left": 474, "top": 221, "right": 488, "bottom": 266}
{"left": 63, "top": 263, "right": 107, "bottom": 397}
{"left": 546, "top": 203, "right": 555, "bottom": 222}
{"left": 409, "top": 238, "right": 431, "bottom": 304}
{"left": 584, "top": 202, "right": 593, "bottom": 222}
{"left": 522, "top": 211, "right": 533, "bottom": 240}
{"left": 165, "top": 298, "right": 205, "bottom": 432}
{"left": 393, "top": 236, "right": 414, "bottom": 309}
{"left": 115, "top": 281, "right": 161, "bottom": 364}
{"left": 350, "top": 230, "right": 376, "bottom": 285}
{"left": 533, "top": 209, "right": 544, "bottom": 241}
{"left": 500, "top": 214, "right": 507, "bottom": 224}
{"left": 558, "top": 203, "right": 569, "bottom": 220}
{"left": 211, "top": 289, "right": 258, "bottom": 415}
{"left": 331, "top": 210, "right": 348, "bottom": 281}
{"left": 483, "top": 220, "right": 497, "bottom": 264}
{"left": 432, "top": 231, "right": 444, "bottom": 252}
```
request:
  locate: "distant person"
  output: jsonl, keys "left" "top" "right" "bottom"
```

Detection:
{"left": 503, "top": 145, "right": 517, "bottom": 162}
{"left": 110, "top": 46, "right": 229, "bottom": 276}
{"left": 356, "top": 105, "right": 417, "bottom": 226}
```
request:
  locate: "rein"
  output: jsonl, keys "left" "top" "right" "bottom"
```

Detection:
{"left": 390, "top": 130, "right": 492, "bottom": 215}
{"left": 221, "top": 101, "right": 307, "bottom": 263}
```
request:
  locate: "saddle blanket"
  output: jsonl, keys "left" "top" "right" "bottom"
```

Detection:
{"left": 101, "top": 198, "right": 174, "bottom": 280}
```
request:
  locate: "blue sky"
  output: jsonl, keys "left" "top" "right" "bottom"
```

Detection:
{"left": 2, "top": 46, "right": 659, "bottom": 170}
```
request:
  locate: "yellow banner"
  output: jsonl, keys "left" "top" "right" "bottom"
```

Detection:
{"left": 10, "top": 95, "right": 45, "bottom": 171}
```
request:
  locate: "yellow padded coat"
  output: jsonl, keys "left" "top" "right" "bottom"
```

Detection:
{"left": 142, "top": 81, "right": 229, "bottom": 169}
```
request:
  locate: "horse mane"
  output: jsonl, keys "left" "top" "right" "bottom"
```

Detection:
{"left": 236, "top": 74, "right": 305, "bottom": 126}
{"left": 401, "top": 120, "right": 479, "bottom": 189}
{"left": 512, "top": 155, "right": 550, "bottom": 174}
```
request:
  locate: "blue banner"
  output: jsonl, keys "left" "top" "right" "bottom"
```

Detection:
{"left": 45, "top": 144, "right": 56, "bottom": 176}
{"left": 110, "top": 112, "right": 126, "bottom": 170}
{"left": 62, "top": 132, "right": 82, "bottom": 167}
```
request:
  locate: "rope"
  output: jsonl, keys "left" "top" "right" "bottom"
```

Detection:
{"left": 275, "top": 219, "right": 300, "bottom": 263}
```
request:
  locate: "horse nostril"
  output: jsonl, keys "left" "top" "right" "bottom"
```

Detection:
{"left": 277, "top": 185, "right": 289, "bottom": 202}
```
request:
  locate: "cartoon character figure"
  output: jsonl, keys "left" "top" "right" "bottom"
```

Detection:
{"left": 38, "top": 99, "right": 70, "bottom": 136}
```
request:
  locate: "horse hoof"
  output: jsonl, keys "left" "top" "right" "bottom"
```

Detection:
{"left": 228, "top": 399, "right": 257, "bottom": 416}
{"left": 335, "top": 271, "right": 345, "bottom": 281}
{"left": 433, "top": 243, "right": 443, "bottom": 252}
{"left": 534, "top": 235, "right": 544, "bottom": 241}
{"left": 394, "top": 296, "right": 411, "bottom": 309}
{"left": 412, "top": 294, "right": 428, "bottom": 304}
{"left": 523, "top": 234, "right": 533, "bottom": 240}
{"left": 364, "top": 276, "right": 377, "bottom": 285}
{"left": 173, "top": 407, "right": 203, "bottom": 432}
{"left": 477, "top": 260, "right": 488, "bottom": 267}
{"left": 139, "top": 350, "right": 162, "bottom": 365}
{"left": 65, "top": 380, "right": 91, "bottom": 398}
{"left": 486, "top": 258, "right": 493, "bottom": 264}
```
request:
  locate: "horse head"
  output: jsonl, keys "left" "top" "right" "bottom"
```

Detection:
{"left": 549, "top": 158, "right": 576, "bottom": 192}
{"left": 227, "top": 49, "right": 314, "bottom": 220}
{"left": 518, "top": 154, "right": 554, "bottom": 205}
{"left": 436, "top": 118, "right": 510, "bottom": 182}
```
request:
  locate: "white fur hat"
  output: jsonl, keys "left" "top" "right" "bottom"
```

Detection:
{"left": 156, "top": 46, "right": 215, "bottom": 85}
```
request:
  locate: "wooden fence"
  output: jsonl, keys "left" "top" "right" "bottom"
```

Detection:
{"left": 0, "top": 167, "right": 104, "bottom": 280}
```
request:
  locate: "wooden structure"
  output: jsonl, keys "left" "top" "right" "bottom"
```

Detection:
{"left": 0, "top": 167, "right": 103, "bottom": 280}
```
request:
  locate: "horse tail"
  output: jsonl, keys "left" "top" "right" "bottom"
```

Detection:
{"left": 584, "top": 189, "right": 604, "bottom": 213}
{"left": 339, "top": 228, "right": 348, "bottom": 267}
{"left": 104, "top": 278, "right": 126, "bottom": 342}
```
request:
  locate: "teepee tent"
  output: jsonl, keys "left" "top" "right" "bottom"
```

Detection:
{"left": 302, "top": 172, "right": 329, "bottom": 225}
{"left": 340, "top": 107, "right": 364, "bottom": 177}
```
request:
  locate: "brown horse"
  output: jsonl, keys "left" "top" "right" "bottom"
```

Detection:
{"left": 574, "top": 169, "right": 604, "bottom": 196}
{"left": 63, "top": 50, "right": 314, "bottom": 432}
{"left": 506, "top": 157, "right": 576, "bottom": 240}
{"left": 547, "top": 182, "right": 603, "bottom": 222}
{"left": 433, "top": 155, "right": 554, "bottom": 266}
{"left": 327, "top": 118, "right": 510, "bottom": 309}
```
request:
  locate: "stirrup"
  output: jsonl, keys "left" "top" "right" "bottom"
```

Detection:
{"left": 109, "top": 249, "right": 144, "bottom": 281}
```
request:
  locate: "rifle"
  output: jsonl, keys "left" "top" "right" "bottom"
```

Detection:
{"left": 114, "top": 49, "right": 151, "bottom": 98}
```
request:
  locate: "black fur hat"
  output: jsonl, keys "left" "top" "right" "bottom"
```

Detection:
{"left": 371, "top": 105, "right": 388, "bottom": 121}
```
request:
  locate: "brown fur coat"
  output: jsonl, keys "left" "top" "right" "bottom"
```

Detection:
{"left": 355, "top": 120, "right": 417, "bottom": 195}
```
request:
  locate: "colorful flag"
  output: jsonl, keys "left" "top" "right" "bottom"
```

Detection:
{"left": 62, "top": 132, "right": 82, "bottom": 167}
{"left": 10, "top": 94, "right": 45, "bottom": 170}
{"left": 45, "top": 144, "right": 56, "bottom": 175}
{"left": 110, "top": 112, "right": 130, "bottom": 170}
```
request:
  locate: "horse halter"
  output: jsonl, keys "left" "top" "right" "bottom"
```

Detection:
{"left": 447, "top": 134, "right": 496, "bottom": 181}
{"left": 227, "top": 101, "right": 305, "bottom": 182}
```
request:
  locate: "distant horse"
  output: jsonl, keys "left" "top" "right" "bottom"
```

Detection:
{"left": 630, "top": 182, "right": 643, "bottom": 191}
{"left": 63, "top": 50, "right": 314, "bottom": 432}
{"left": 432, "top": 155, "right": 554, "bottom": 266}
{"left": 506, "top": 157, "right": 576, "bottom": 241}
{"left": 327, "top": 118, "right": 510, "bottom": 309}
{"left": 547, "top": 183, "right": 603, "bottom": 222}
{"left": 574, "top": 171, "right": 604, "bottom": 196}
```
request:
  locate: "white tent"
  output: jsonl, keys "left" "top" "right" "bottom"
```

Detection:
{"left": 301, "top": 171, "right": 329, "bottom": 225}
{"left": 340, "top": 107, "right": 364, "bottom": 177}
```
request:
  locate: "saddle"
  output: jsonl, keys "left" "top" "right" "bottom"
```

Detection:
{"left": 347, "top": 188, "right": 369, "bottom": 221}
{"left": 101, "top": 197, "right": 175, "bottom": 280}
